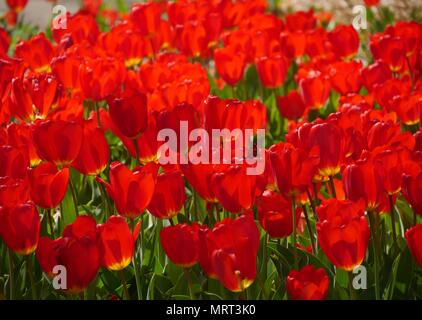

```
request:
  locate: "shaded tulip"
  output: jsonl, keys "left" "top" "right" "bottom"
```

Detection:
{"left": 147, "top": 170, "right": 186, "bottom": 219}
{"left": 211, "top": 164, "right": 257, "bottom": 214}
{"left": 328, "top": 25, "right": 359, "bottom": 59}
{"left": 402, "top": 169, "right": 422, "bottom": 216}
{"left": 269, "top": 142, "right": 319, "bottom": 197}
{"left": 371, "top": 35, "right": 406, "bottom": 72}
{"left": 0, "top": 177, "right": 29, "bottom": 207}
{"left": 31, "top": 119, "right": 83, "bottom": 166}
{"left": 285, "top": 10, "right": 316, "bottom": 32}
{"left": 28, "top": 162, "right": 69, "bottom": 209}
{"left": 286, "top": 265, "right": 330, "bottom": 300}
{"left": 317, "top": 199, "right": 370, "bottom": 271}
{"left": 198, "top": 215, "right": 259, "bottom": 292}
{"left": 0, "top": 202, "right": 40, "bottom": 255}
{"left": 72, "top": 121, "right": 109, "bottom": 176}
{"left": 214, "top": 46, "right": 246, "bottom": 86}
{"left": 108, "top": 92, "right": 148, "bottom": 139}
{"left": 256, "top": 55, "right": 289, "bottom": 89}
{"left": 160, "top": 223, "right": 201, "bottom": 267}
{"left": 361, "top": 61, "right": 391, "bottom": 92}
{"left": 257, "top": 190, "right": 300, "bottom": 238}
{"left": 36, "top": 215, "right": 100, "bottom": 293}
{"left": 405, "top": 224, "right": 422, "bottom": 268}
{"left": 98, "top": 216, "right": 135, "bottom": 271}
{"left": 277, "top": 90, "right": 307, "bottom": 121}
{"left": 99, "top": 162, "right": 157, "bottom": 218}
{"left": 0, "top": 145, "right": 28, "bottom": 179}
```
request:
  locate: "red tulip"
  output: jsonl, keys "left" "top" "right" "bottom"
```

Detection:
{"left": 285, "top": 10, "right": 316, "bottom": 32}
{"left": 99, "top": 162, "right": 157, "bottom": 218}
{"left": 328, "top": 61, "right": 362, "bottom": 95}
{"left": 98, "top": 216, "right": 136, "bottom": 271}
{"left": 256, "top": 55, "right": 289, "bottom": 89}
{"left": 286, "top": 265, "right": 330, "bottom": 300}
{"left": 317, "top": 199, "right": 370, "bottom": 271}
{"left": 277, "top": 90, "right": 307, "bottom": 121}
{"left": 269, "top": 142, "right": 319, "bottom": 197}
{"left": 0, "top": 27, "right": 10, "bottom": 56}
{"left": 280, "top": 31, "right": 306, "bottom": 59}
{"left": 11, "top": 73, "right": 58, "bottom": 122}
{"left": 160, "top": 223, "right": 201, "bottom": 268}
{"left": 257, "top": 190, "right": 300, "bottom": 238}
{"left": 147, "top": 170, "right": 186, "bottom": 219}
{"left": 361, "top": 61, "right": 391, "bottom": 92}
{"left": 15, "top": 33, "right": 55, "bottom": 73}
{"left": 6, "top": 0, "right": 28, "bottom": 12}
{"left": 31, "top": 119, "right": 83, "bottom": 166}
{"left": 211, "top": 164, "right": 257, "bottom": 214}
{"left": 108, "top": 92, "right": 148, "bottom": 139}
{"left": 0, "top": 177, "right": 29, "bottom": 207}
{"left": 28, "top": 162, "right": 69, "bottom": 209}
{"left": 328, "top": 25, "right": 359, "bottom": 59}
{"left": 198, "top": 215, "right": 259, "bottom": 292}
{"left": 402, "top": 168, "right": 422, "bottom": 216}
{"left": 298, "top": 71, "right": 331, "bottom": 109}
{"left": 79, "top": 57, "right": 124, "bottom": 101}
{"left": 36, "top": 215, "right": 100, "bottom": 293}
{"left": 405, "top": 224, "right": 422, "bottom": 268}
{"left": 51, "top": 53, "right": 83, "bottom": 91}
{"left": 0, "top": 145, "right": 28, "bottom": 179}
{"left": 371, "top": 35, "right": 406, "bottom": 72}
{"left": 214, "top": 46, "right": 247, "bottom": 86}
{"left": 0, "top": 202, "right": 40, "bottom": 255}
{"left": 72, "top": 121, "right": 109, "bottom": 176}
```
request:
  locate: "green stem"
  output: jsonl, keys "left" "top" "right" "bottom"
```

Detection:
{"left": 348, "top": 271, "right": 356, "bottom": 300}
{"left": 133, "top": 139, "right": 140, "bottom": 165}
{"left": 26, "top": 255, "right": 37, "bottom": 300}
{"left": 389, "top": 195, "right": 397, "bottom": 245}
{"left": 329, "top": 176, "right": 337, "bottom": 199}
{"left": 291, "top": 196, "right": 297, "bottom": 268}
{"left": 94, "top": 101, "right": 102, "bottom": 128}
{"left": 368, "top": 211, "right": 380, "bottom": 300}
{"left": 184, "top": 268, "right": 195, "bottom": 300}
{"left": 130, "top": 218, "right": 142, "bottom": 300}
{"left": 302, "top": 205, "right": 316, "bottom": 254}
{"left": 68, "top": 178, "right": 79, "bottom": 216}
{"left": 7, "top": 248, "right": 14, "bottom": 300}
{"left": 48, "top": 208, "right": 55, "bottom": 237}
{"left": 118, "top": 270, "right": 130, "bottom": 300}
{"left": 98, "top": 180, "right": 110, "bottom": 218}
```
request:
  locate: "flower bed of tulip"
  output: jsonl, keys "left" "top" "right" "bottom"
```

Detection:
{"left": 0, "top": 0, "right": 421, "bottom": 301}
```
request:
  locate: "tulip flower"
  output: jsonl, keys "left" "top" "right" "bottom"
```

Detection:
{"left": 72, "top": 121, "right": 109, "bottom": 176}
{"left": 317, "top": 199, "right": 370, "bottom": 271}
{"left": 211, "top": 164, "right": 257, "bottom": 214}
{"left": 286, "top": 265, "right": 330, "bottom": 300}
{"left": 402, "top": 168, "right": 422, "bottom": 217}
{"left": 36, "top": 215, "right": 100, "bottom": 293}
{"left": 0, "top": 177, "right": 29, "bottom": 207}
{"left": 298, "top": 71, "right": 331, "bottom": 109}
{"left": 99, "top": 161, "right": 157, "bottom": 218}
{"left": 257, "top": 190, "right": 300, "bottom": 238}
{"left": 0, "top": 202, "right": 40, "bottom": 255}
{"left": 31, "top": 119, "right": 83, "bottom": 167}
{"left": 28, "top": 162, "right": 69, "bottom": 209}
{"left": 370, "top": 35, "right": 406, "bottom": 72}
{"left": 256, "top": 54, "right": 289, "bottom": 89}
{"left": 328, "top": 25, "right": 359, "bottom": 59}
{"left": 277, "top": 90, "right": 307, "bottom": 121}
{"left": 0, "top": 145, "right": 28, "bottom": 179}
{"left": 14, "top": 33, "right": 55, "bottom": 73}
{"left": 328, "top": 61, "right": 362, "bottom": 95}
{"left": 6, "top": 0, "right": 28, "bottom": 12}
{"left": 198, "top": 214, "right": 259, "bottom": 292}
{"left": 98, "top": 216, "right": 136, "bottom": 271}
{"left": 361, "top": 61, "right": 392, "bottom": 92}
{"left": 108, "top": 92, "right": 148, "bottom": 139}
{"left": 285, "top": 10, "right": 316, "bottom": 32}
{"left": 147, "top": 170, "right": 186, "bottom": 219}
{"left": 405, "top": 225, "right": 422, "bottom": 268}
{"left": 214, "top": 46, "right": 246, "bottom": 86}
{"left": 160, "top": 223, "right": 201, "bottom": 268}
{"left": 269, "top": 142, "right": 319, "bottom": 197}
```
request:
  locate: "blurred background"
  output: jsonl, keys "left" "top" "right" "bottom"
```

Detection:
{"left": 0, "top": 0, "right": 420, "bottom": 29}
